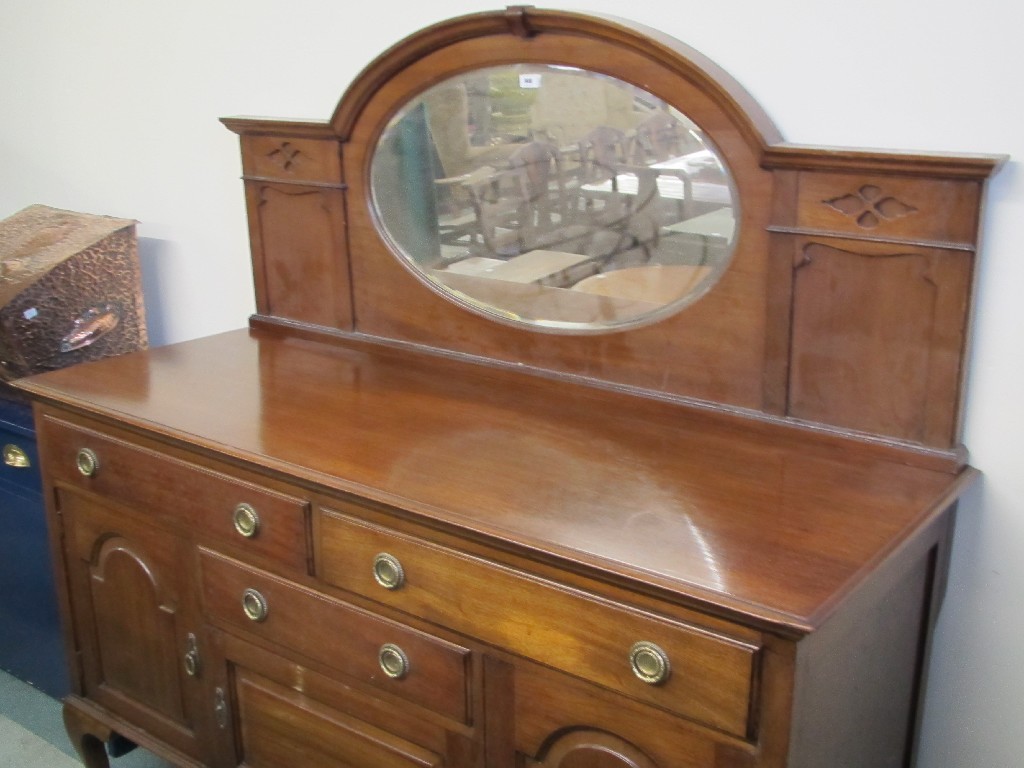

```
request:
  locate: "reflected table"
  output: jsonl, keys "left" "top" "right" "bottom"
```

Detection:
{"left": 663, "top": 207, "right": 736, "bottom": 264}
{"left": 441, "top": 250, "right": 598, "bottom": 288}
{"left": 572, "top": 264, "right": 713, "bottom": 304}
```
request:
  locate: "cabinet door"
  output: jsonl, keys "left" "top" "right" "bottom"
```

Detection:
{"left": 60, "top": 489, "right": 214, "bottom": 761}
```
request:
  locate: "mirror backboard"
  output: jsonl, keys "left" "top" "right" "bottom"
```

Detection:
{"left": 225, "top": 5, "right": 1001, "bottom": 449}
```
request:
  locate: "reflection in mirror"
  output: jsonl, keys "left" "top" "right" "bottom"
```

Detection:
{"left": 370, "top": 65, "right": 737, "bottom": 332}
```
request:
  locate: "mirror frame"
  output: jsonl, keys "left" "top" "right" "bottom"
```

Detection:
{"left": 367, "top": 62, "right": 742, "bottom": 333}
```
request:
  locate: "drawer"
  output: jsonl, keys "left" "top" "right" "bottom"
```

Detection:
{"left": 0, "top": 433, "right": 41, "bottom": 498}
{"left": 234, "top": 668, "right": 444, "bottom": 768}
{"left": 0, "top": 401, "right": 42, "bottom": 496}
{"left": 512, "top": 660, "right": 755, "bottom": 767}
{"left": 317, "top": 506, "right": 759, "bottom": 739}
{"left": 39, "top": 415, "right": 310, "bottom": 572}
{"left": 200, "top": 548, "right": 471, "bottom": 724}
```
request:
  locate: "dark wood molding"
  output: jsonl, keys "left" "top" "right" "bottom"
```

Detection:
{"left": 762, "top": 142, "right": 1007, "bottom": 179}
{"left": 220, "top": 116, "right": 336, "bottom": 140}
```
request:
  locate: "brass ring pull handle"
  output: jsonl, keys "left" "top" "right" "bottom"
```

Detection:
{"left": 184, "top": 633, "right": 201, "bottom": 677}
{"left": 184, "top": 649, "right": 200, "bottom": 677}
{"left": 232, "top": 503, "right": 260, "bottom": 538}
{"left": 76, "top": 448, "right": 99, "bottom": 477}
{"left": 2, "top": 443, "right": 30, "bottom": 468}
{"left": 241, "top": 588, "right": 269, "bottom": 622}
{"left": 378, "top": 643, "right": 409, "bottom": 679}
{"left": 372, "top": 552, "right": 405, "bottom": 590}
{"left": 629, "top": 641, "right": 671, "bottom": 685}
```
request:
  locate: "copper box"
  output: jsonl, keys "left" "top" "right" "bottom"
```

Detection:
{"left": 0, "top": 205, "right": 148, "bottom": 382}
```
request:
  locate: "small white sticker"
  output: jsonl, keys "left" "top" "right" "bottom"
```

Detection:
{"left": 23, "top": 307, "right": 38, "bottom": 320}
{"left": 519, "top": 74, "right": 542, "bottom": 89}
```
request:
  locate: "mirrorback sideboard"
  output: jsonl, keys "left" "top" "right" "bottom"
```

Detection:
{"left": 14, "top": 7, "right": 1004, "bottom": 767}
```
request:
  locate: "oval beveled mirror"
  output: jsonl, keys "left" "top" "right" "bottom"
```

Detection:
{"left": 370, "top": 64, "right": 737, "bottom": 333}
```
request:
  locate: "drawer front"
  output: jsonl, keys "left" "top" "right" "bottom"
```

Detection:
{"left": 234, "top": 669, "right": 443, "bottom": 768}
{"left": 0, "top": 418, "right": 42, "bottom": 497}
{"left": 512, "top": 660, "right": 755, "bottom": 768}
{"left": 39, "top": 415, "right": 309, "bottom": 572}
{"left": 200, "top": 548, "right": 471, "bottom": 723}
{"left": 318, "top": 507, "right": 758, "bottom": 738}
{"left": 0, "top": 436, "right": 41, "bottom": 498}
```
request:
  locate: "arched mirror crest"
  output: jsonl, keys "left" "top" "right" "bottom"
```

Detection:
{"left": 369, "top": 63, "right": 738, "bottom": 333}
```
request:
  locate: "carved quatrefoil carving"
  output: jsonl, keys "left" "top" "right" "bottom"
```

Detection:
{"left": 824, "top": 185, "right": 917, "bottom": 229}
{"left": 266, "top": 141, "right": 303, "bottom": 172}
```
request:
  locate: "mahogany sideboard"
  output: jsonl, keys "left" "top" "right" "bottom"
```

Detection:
{"left": 14, "top": 7, "right": 1004, "bottom": 768}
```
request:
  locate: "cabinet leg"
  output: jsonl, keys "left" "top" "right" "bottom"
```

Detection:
{"left": 63, "top": 700, "right": 112, "bottom": 768}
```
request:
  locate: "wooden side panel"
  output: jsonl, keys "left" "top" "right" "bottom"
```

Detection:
{"left": 787, "top": 240, "right": 972, "bottom": 445}
{"left": 786, "top": 510, "right": 953, "bottom": 768}
{"left": 245, "top": 182, "right": 351, "bottom": 329}
{"left": 227, "top": 124, "right": 354, "bottom": 331}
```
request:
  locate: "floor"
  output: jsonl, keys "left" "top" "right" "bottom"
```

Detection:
{"left": 0, "top": 669, "right": 174, "bottom": 768}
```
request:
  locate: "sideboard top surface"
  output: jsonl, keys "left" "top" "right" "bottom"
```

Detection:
{"left": 15, "top": 328, "right": 969, "bottom": 634}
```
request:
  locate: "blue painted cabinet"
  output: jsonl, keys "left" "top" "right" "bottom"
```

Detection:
{"left": 0, "top": 397, "right": 69, "bottom": 698}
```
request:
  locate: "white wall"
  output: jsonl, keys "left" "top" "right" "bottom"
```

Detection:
{"left": 2, "top": 1, "right": 1021, "bottom": 764}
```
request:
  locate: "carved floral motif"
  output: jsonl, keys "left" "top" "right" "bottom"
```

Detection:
{"left": 266, "top": 142, "right": 303, "bottom": 172}
{"left": 824, "top": 185, "right": 917, "bottom": 228}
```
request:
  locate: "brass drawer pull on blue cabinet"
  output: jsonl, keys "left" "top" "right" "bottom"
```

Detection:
{"left": 2, "top": 443, "right": 29, "bottom": 468}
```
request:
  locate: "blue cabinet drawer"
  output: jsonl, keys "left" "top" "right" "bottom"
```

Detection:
{"left": 0, "top": 399, "right": 42, "bottom": 494}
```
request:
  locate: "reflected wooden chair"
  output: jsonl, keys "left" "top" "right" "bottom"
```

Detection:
{"left": 571, "top": 126, "right": 632, "bottom": 227}
{"left": 465, "top": 167, "right": 534, "bottom": 258}
{"left": 508, "top": 141, "right": 568, "bottom": 227}
{"left": 631, "top": 112, "right": 689, "bottom": 164}
{"left": 466, "top": 161, "right": 592, "bottom": 259}
{"left": 576, "top": 126, "right": 629, "bottom": 184}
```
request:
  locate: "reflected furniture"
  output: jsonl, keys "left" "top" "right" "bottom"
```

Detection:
{"left": 14, "top": 6, "right": 1004, "bottom": 768}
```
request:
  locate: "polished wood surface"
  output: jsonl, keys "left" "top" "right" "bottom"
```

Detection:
{"left": 20, "top": 327, "right": 969, "bottom": 631}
